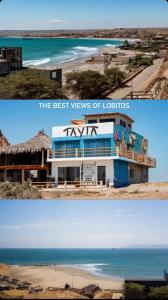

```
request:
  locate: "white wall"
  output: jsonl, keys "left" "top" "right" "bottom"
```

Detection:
{"left": 52, "top": 159, "right": 114, "bottom": 185}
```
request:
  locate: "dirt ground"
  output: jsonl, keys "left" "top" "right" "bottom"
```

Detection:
{"left": 41, "top": 182, "right": 168, "bottom": 200}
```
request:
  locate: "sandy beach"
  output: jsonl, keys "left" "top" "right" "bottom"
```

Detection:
{"left": 0, "top": 264, "right": 124, "bottom": 299}
{"left": 0, "top": 263, "right": 124, "bottom": 289}
{"left": 41, "top": 182, "right": 168, "bottom": 200}
{"left": 4, "top": 265, "right": 123, "bottom": 290}
{"left": 34, "top": 45, "right": 136, "bottom": 78}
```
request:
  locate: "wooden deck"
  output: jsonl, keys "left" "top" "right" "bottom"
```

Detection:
{"left": 0, "top": 164, "right": 49, "bottom": 170}
{"left": 48, "top": 147, "right": 156, "bottom": 168}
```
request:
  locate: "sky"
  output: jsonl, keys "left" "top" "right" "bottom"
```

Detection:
{"left": 0, "top": 200, "right": 168, "bottom": 248}
{"left": 0, "top": 0, "right": 168, "bottom": 30}
{"left": 0, "top": 100, "right": 167, "bottom": 182}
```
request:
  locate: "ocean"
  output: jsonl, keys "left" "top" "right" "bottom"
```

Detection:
{"left": 0, "top": 248, "right": 168, "bottom": 280}
{"left": 0, "top": 37, "right": 123, "bottom": 68}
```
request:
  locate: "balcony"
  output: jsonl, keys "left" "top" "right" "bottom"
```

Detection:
{"left": 48, "top": 147, "right": 156, "bottom": 168}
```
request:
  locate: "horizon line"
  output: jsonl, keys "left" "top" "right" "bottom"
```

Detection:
{"left": 1, "top": 247, "right": 168, "bottom": 250}
{"left": 0, "top": 26, "right": 168, "bottom": 31}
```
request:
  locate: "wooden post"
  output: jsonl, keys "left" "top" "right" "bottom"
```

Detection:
{"left": 64, "top": 180, "right": 67, "bottom": 192}
{"left": 41, "top": 149, "right": 45, "bottom": 167}
{"left": 21, "top": 169, "right": 25, "bottom": 185}
{"left": 100, "top": 180, "right": 103, "bottom": 197}
{"left": 4, "top": 169, "right": 7, "bottom": 182}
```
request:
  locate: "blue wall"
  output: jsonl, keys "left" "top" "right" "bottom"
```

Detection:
{"left": 114, "top": 160, "right": 129, "bottom": 188}
{"left": 52, "top": 125, "right": 145, "bottom": 157}
{"left": 114, "top": 125, "right": 144, "bottom": 154}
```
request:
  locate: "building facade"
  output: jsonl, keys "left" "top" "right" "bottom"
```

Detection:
{"left": 48, "top": 113, "right": 156, "bottom": 188}
{"left": 0, "top": 47, "right": 22, "bottom": 73}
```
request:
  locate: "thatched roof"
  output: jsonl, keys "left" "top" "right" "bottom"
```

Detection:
{"left": 0, "top": 130, "right": 51, "bottom": 155}
{"left": 0, "top": 130, "right": 10, "bottom": 148}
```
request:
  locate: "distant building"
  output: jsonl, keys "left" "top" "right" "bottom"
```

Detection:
{"left": 37, "top": 68, "right": 63, "bottom": 86}
{"left": 0, "top": 47, "right": 22, "bottom": 72}
{"left": 0, "top": 46, "right": 63, "bottom": 85}
{"left": 48, "top": 112, "right": 156, "bottom": 187}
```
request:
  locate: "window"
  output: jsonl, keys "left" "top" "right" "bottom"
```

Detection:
{"left": 100, "top": 118, "right": 115, "bottom": 123}
{"left": 51, "top": 71, "right": 57, "bottom": 79}
{"left": 88, "top": 119, "right": 97, "bottom": 124}
{"left": 120, "top": 120, "right": 126, "bottom": 128}
{"left": 129, "top": 168, "right": 134, "bottom": 178}
{"left": 58, "top": 167, "right": 80, "bottom": 183}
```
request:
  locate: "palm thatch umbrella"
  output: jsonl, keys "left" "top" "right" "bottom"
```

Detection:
{"left": 0, "top": 130, "right": 10, "bottom": 148}
{"left": 0, "top": 130, "right": 51, "bottom": 155}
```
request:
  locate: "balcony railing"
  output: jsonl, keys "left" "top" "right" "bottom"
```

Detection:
{"left": 48, "top": 147, "right": 156, "bottom": 168}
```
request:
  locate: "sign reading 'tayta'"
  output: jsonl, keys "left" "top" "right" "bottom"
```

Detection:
{"left": 63, "top": 126, "right": 98, "bottom": 137}
{"left": 52, "top": 122, "right": 114, "bottom": 138}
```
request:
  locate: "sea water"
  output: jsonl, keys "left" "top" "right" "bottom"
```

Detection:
{"left": 0, "top": 248, "right": 168, "bottom": 279}
{"left": 0, "top": 37, "right": 123, "bottom": 68}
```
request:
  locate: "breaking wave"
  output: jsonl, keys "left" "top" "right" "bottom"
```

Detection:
{"left": 23, "top": 57, "right": 50, "bottom": 66}
{"left": 73, "top": 46, "right": 98, "bottom": 52}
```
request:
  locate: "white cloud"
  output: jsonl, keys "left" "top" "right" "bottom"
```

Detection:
{"left": 114, "top": 209, "right": 135, "bottom": 218}
{"left": 40, "top": 19, "right": 64, "bottom": 24}
{"left": 50, "top": 19, "right": 64, "bottom": 23}
{"left": 1, "top": 221, "right": 57, "bottom": 231}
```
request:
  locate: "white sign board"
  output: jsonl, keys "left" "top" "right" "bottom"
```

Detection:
{"left": 83, "top": 164, "right": 96, "bottom": 182}
{"left": 52, "top": 122, "right": 114, "bottom": 138}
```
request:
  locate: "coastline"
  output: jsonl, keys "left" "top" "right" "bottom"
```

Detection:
{"left": 30, "top": 45, "right": 136, "bottom": 77}
{"left": 0, "top": 264, "right": 124, "bottom": 290}
{"left": 0, "top": 36, "right": 140, "bottom": 42}
{"left": 25, "top": 43, "right": 124, "bottom": 70}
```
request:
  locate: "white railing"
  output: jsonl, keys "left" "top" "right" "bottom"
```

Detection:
{"left": 48, "top": 147, "right": 156, "bottom": 168}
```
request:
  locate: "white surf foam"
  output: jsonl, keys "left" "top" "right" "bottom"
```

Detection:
{"left": 105, "top": 44, "right": 117, "bottom": 47}
{"left": 73, "top": 46, "right": 98, "bottom": 52}
{"left": 74, "top": 263, "right": 107, "bottom": 273}
{"left": 23, "top": 57, "right": 50, "bottom": 66}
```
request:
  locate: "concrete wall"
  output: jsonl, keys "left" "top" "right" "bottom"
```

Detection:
{"left": 128, "top": 163, "right": 149, "bottom": 185}
{"left": 52, "top": 159, "right": 114, "bottom": 185}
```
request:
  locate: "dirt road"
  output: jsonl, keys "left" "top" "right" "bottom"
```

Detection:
{"left": 107, "top": 59, "right": 163, "bottom": 99}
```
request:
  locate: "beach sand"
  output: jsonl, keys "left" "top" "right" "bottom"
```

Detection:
{"left": 0, "top": 264, "right": 124, "bottom": 299}
{"left": 35, "top": 46, "right": 135, "bottom": 77}
{"left": 0, "top": 265, "right": 124, "bottom": 290}
{"left": 41, "top": 182, "right": 168, "bottom": 200}
{"left": 1, "top": 264, "right": 124, "bottom": 290}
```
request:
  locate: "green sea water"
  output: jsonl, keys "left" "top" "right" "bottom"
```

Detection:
{"left": 0, "top": 37, "right": 123, "bottom": 67}
{"left": 0, "top": 248, "right": 168, "bottom": 279}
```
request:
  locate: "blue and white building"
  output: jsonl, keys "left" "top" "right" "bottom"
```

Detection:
{"left": 48, "top": 113, "right": 156, "bottom": 188}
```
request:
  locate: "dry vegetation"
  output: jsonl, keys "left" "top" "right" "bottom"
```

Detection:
{"left": 0, "top": 182, "right": 41, "bottom": 199}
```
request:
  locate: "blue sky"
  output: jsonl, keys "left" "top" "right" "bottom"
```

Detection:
{"left": 0, "top": 200, "right": 168, "bottom": 248}
{"left": 0, "top": 100, "right": 167, "bottom": 182}
{"left": 0, "top": 0, "right": 168, "bottom": 30}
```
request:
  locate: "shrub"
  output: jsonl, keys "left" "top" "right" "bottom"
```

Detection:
{"left": 0, "top": 182, "right": 41, "bottom": 199}
{"left": 65, "top": 70, "right": 110, "bottom": 99}
{"left": 0, "top": 69, "right": 67, "bottom": 99}
{"left": 148, "top": 287, "right": 168, "bottom": 299}
{"left": 125, "top": 283, "right": 146, "bottom": 299}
